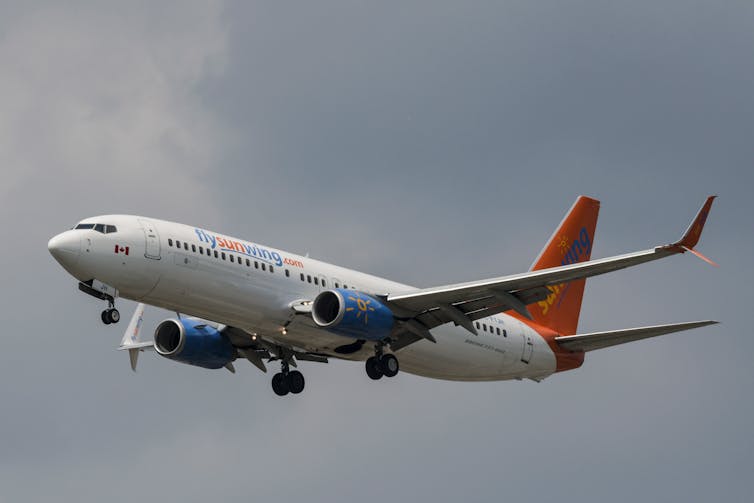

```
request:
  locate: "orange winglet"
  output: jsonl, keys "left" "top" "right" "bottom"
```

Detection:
{"left": 675, "top": 195, "right": 716, "bottom": 250}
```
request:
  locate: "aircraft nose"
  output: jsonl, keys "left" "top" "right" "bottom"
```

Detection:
{"left": 48, "top": 231, "right": 81, "bottom": 268}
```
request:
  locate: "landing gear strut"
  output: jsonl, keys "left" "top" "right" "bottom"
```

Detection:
{"left": 271, "top": 361, "right": 305, "bottom": 396}
{"left": 365, "top": 342, "right": 399, "bottom": 380}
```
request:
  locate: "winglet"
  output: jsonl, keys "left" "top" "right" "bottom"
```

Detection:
{"left": 667, "top": 196, "right": 718, "bottom": 266}
{"left": 675, "top": 196, "right": 716, "bottom": 249}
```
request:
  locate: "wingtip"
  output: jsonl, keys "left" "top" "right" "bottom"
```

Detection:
{"left": 691, "top": 320, "right": 720, "bottom": 329}
{"left": 672, "top": 195, "right": 717, "bottom": 253}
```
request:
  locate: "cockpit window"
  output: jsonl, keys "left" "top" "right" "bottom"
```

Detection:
{"left": 74, "top": 223, "right": 117, "bottom": 233}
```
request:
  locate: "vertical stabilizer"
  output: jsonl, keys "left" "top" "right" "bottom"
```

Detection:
{"left": 528, "top": 196, "right": 600, "bottom": 335}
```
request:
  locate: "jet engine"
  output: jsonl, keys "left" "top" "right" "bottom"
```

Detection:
{"left": 311, "top": 289, "right": 394, "bottom": 340}
{"left": 153, "top": 318, "right": 235, "bottom": 369}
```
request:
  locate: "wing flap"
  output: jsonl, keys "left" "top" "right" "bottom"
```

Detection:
{"left": 554, "top": 320, "right": 718, "bottom": 352}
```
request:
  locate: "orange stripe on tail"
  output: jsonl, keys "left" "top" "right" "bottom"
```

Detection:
{"left": 520, "top": 196, "right": 600, "bottom": 371}
{"left": 528, "top": 196, "right": 600, "bottom": 337}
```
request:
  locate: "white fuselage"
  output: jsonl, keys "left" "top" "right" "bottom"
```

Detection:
{"left": 51, "top": 215, "right": 558, "bottom": 381}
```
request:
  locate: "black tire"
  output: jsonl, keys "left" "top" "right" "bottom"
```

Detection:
{"left": 380, "top": 354, "right": 399, "bottom": 378}
{"left": 108, "top": 309, "right": 120, "bottom": 324}
{"left": 287, "top": 371, "right": 305, "bottom": 394}
{"left": 101, "top": 310, "right": 112, "bottom": 325}
{"left": 272, "top": 373, "right": 289, "bottom": 396}
{"left": 365, "top": 357, "right": 383, "bottom": 380}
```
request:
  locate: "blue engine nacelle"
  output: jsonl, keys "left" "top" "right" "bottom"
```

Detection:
{"left": 153, "top": 318, "right": 235, "bottom": 369}
{"left": 311, "top": 289, "right": 394, "bottom": 340}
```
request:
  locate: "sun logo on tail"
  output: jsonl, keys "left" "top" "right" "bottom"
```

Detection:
{"left": 558, "top": 235, "right": 570, "bottom": 254}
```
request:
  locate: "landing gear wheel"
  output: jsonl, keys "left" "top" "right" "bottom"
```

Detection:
{"left": 380, "top": 354, "right": 399, "bottom": 377}
{"left": 101, "top": 308, "right": 120, "bottom": 325}
{"left": 272, "top": 373, "right": 290, "bottom": 396}
{"left": 365, "top": 357, "right": 383, "bottom": 380}
{"left": 287, "top": 371, "right": 305, "bottom": 394}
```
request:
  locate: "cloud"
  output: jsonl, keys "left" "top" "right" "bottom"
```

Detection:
{"left": 0, "top": 2, "right": 230, "bottom": 221}
{"left": 1, "top": 2, "right": 752, "bottom": 502}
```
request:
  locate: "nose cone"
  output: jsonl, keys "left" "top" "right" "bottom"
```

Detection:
{"left": 48, "top": 231, "right": 81, "bottom": 271}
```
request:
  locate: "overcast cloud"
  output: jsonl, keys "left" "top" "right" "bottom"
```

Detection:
{"left": 0, "top": 2, "right": 752, "bottom": 502}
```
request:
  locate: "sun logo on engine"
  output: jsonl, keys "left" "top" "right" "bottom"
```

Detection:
{"left": 346, "top": 294, "right": 376, "bottom": 325}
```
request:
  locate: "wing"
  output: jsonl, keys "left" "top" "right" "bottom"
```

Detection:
{"left": 554, "top": 320, "right": 718, "bottom": 352}
{"left": 385, "top": 196, "right": 717, "bottom": 345}
{"left": 116, "top": 303, "right": 327, "bottom": 373}
{"left": 222, "top": 325, "right": 328, "bottom": 373}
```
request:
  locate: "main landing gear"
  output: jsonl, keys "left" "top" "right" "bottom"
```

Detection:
{"left": 271, "top": 361, "right": 305, "bottom": 396}
{"left": 365, "top": 342, "right": 399, "bottom": 380}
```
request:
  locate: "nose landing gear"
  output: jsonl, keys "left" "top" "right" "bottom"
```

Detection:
{"left": 79, "top": 280, "right": 121, "bottom": 325}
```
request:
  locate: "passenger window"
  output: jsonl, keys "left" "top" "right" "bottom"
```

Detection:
{"left": 322, "top": 280, "right": 326, "bottom": 287}
{"left": 496, "top": 327, "right": 501, "bottom": 336}
{"left": 246, "top": 259, "right": 250, "bottom": 267}
{"left": 343, "top": 284, "right": 348, "bottom": 289}
{"left": 335, "top": 283, "right": 339, "bottom": 288}
{"left": 192, "top": 244, "right": 196, "bottom": 253}
{"left": 314, "top": 277, "right": 319, "bottom": 285}
{"left": 482, "top": 324, "right": 487, "bottom": 332}
{"left": 285, "top": 269, "right": 290, "bottom": 277}
{"left": 176, "top": 240, "right": 181, "bottom": 248}
{"left": 221, "top": 252, "right": 226, "bottom": 260}
{"left": 261, "top": 263, "right": 266, "bottom": 271}
{"left": 255, "top": 261, "right": 259, "bottom": 269}
{"left": 503, "top": 330, "right": 507, "bottom": 337}
{"left": 307, "top": 275, "right": 312, "bottom": 283}
{"left": 270, "top": 266, "right": 274, "bottom": 273}
{"left": 199, "top": 246, "right": 203, "bottom": 254}
{"left": 229, "top": 255, "right": 234, "bottom": 263}
{"left": 168, "top": 239, "right": 173, "bottom": 247}
{"left": 214, "top": 250, "right": 218, "bottom": 258}
{"left": 300, "top": 273, "right": 305, "bottom": 281}
{"left": 476, "top": 322, "right": 480, "bottom": 329}
{"left": 183, "top": 242, "right": 188, "bottom": 251}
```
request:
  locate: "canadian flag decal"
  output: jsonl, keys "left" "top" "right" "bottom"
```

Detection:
{"left": 115, "top": 245, "right": 130, "bottom": 255}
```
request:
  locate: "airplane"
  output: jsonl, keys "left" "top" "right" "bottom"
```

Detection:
{"left": 47, "top": 195, "right": 718, "bottom": 396}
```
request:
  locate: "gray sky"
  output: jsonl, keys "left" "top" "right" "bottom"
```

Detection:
{"left": 1, "top": 2, "right": 752, "bottom": 501}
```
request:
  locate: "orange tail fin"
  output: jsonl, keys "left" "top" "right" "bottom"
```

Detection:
{"left": 528, "top": 196, "right": 600, "bottom": 335}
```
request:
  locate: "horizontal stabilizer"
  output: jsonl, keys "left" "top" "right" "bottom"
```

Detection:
{"left": 555, "top": 320, "right": 718, "bottom": 352}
